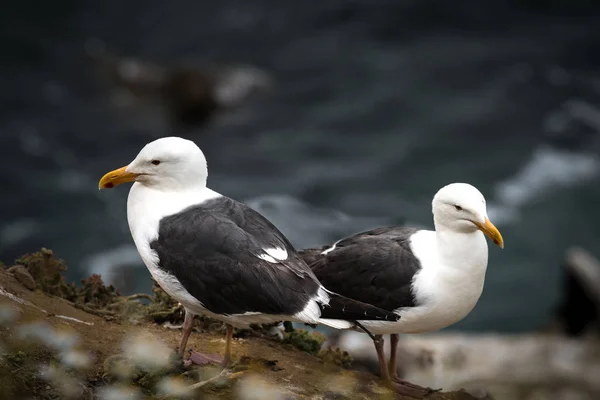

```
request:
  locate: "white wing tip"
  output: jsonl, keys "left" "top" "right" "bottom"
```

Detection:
{"left": 321, "top": 241, "right": 339, "bottom": 255}
{"left": 318, "top": 318, "right": 354, "bottom": 330}
{"left": 257, "top": 247, "right": 288, "bottom": 263}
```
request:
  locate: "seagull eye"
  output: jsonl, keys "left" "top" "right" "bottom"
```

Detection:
{"left": 151, "top": 160, "right": 161, "bottom": 166}
{"left": 454, "top": 205, "right": 462, "bottom": 211}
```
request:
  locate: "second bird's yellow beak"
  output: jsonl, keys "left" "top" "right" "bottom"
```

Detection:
{"left": 474, "top": 218, "right": 504, "bottom": 249}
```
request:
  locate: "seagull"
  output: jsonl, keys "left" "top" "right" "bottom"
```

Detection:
{"left": 299, "top": 183, "right": 504, "bottom": 398}
{"left": 98, "top": 136, "right": 399, "bottom": 367}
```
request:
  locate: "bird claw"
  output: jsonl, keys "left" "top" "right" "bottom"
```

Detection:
{"left": 387, "top": 378, "right": 440, "bottom": 398}
{"left": 188, "top": 350, "right": 225, "bottom": 366}
{"left": 392, "top": 376, "right": 436, "bottom": 389}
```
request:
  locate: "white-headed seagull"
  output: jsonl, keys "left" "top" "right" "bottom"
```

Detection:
{"left": 299, "top": 183, "right": 504, "bottom": 398}
{"left": 98, "top": 136, "right": 400, "bottom": 368}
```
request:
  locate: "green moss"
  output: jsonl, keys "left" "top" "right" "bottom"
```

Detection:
{"left": 319, "top": 347, "right": 353, "bottom": 369}
{"left": 282, "top": 329, "right": 326, "bottom": 355}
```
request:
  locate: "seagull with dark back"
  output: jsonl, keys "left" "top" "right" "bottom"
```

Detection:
{"left": 98, "top": 136, "right": 400, "bottom": 368}
{"left": 299, "top": 183, "right": 504, "bottom": 398}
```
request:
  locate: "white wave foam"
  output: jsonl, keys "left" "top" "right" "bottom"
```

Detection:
{"left": 485, "top": 204, "right": 520, "bottom": 227}
{"left": 56, "top": 169, "right": 94, "bottom": 193}
{"left": 0, "top": 218, "right": 40, "bottom": 248}
{"left": 212, "top": 65, "right": 273, "bottom": 108}
{"left": 19, "top": 128, "right": 46, "bottom": 157}
{"left": 494, "top": 146, "right": 600, "bottom": 209}
{"left": 487, "top": 78, "right": 600, "bottom": 223}
{"left": 563, "top": 99, "right": 600, "bottom": 132}
{"left": 245, "top": 194, "right": 389, "bottom": 249}
{"left": 82, "top": 244, "right": 143, "bottom": 286}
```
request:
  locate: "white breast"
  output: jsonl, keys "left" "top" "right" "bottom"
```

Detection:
{"left": 356, "top": 230, "right": 488, "bottom": 335}
{"left": 126, "top": 183, "right": 221, "bottom": 314}
{"left": 127, "top": 183, "right": 220, "bottom": 264}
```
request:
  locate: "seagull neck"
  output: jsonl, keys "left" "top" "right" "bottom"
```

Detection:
{"left": 128, "top": 182, "right": 218, "bottom": 219}
{"left": 139, "top": 178, "right": 207, "bottom": 192}
{"left": 130, "top": 181, "right": 215, "bottom": 202}
{"left": 434, "top": 226, "right": 488, "bottom": 271}
{"left": 127, "top": 182, "right": 221, "bottom": 243}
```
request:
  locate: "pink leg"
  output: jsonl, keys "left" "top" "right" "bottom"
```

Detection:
{"left": 372, "top": 335, "right": 438, "bottom": 398}
{"left": 181, "top": 311, "right": 225, "bottom": 366}
{"left": 222, "top": 324, "right": 234, "bottom": 368}
{"left": 387, "top": 333, "right": 441, "bottom": 395}
{"left": 179, "top": 310, "right": 195, "bottom": 357}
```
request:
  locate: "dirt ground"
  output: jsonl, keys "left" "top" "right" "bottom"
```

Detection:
{"left": 0, "top": 265, "right": 480, "bottom": 400}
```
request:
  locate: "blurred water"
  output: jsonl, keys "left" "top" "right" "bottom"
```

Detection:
{"left": 1, "top": 0, "right": 600, "bottom": 333}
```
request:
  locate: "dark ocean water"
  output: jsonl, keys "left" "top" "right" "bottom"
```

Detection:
{"left": 1, "top": 0, "right": 600, "bottom": 333}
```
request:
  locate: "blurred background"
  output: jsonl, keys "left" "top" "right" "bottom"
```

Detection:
{"left": 1, "top": 0, "right": 600, "bottom": 338}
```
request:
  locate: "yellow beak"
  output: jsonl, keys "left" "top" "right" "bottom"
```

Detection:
{"left": 98, "top": 165, "right": 138, "bottom": 190}
{"left": 474, "top": 218, "right": 504, "bottom": 249}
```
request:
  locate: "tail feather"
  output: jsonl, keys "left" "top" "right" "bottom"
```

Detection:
{"left": 319, "top": 292, "right": 400, "bottom": 323}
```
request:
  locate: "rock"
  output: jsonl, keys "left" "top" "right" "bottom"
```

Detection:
{"left": 7, "top": 265, "right": 36, "bottom": 291}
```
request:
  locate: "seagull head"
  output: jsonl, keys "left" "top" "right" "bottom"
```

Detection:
{"left": 431, "top": 183, "right": 504, "bottom": 248}
{"left": 98, "top": 137, "right": 208, "bottom": 191}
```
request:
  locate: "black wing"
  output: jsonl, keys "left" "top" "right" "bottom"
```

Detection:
{"left": 299, "top": 226, "right": 422, "bottom": 311}
{"left": 151, "top": 196, "right": 320, "bottom": 316}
